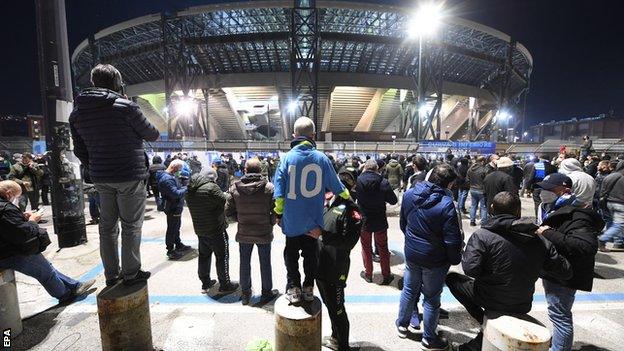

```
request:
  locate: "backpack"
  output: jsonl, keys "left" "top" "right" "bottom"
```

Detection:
{"left": 322, "top": 196, "right": 362, "bottom": 251}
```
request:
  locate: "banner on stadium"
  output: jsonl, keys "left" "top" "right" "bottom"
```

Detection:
{"left": 418, "top": 141, "right": 496, "bottom": 155}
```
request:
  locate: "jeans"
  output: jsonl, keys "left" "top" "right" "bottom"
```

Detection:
{"left": 88, "top": 192, "right": 100, "bottom": 220}
{"left": 599, "top": 202, "right": 624, "bottom": 244}
{"left": 284, "top": 235, "right": 318, "bottom": 290}
{"left": 360, "top": 229, "right": 390, "bottom": 278}
{"left": 0, "top": 254, "right": 79, "bottom": 301}
{"left": 198, "top": 231, "right": 230, "bottom": 288}
{"left": 165, "top": 213, "right": 182, "bottom": 251}
{"left": 239, "top": 243, "right": 272, "bottom": 295}
{"left": 469, "top": 190, "right": 487, "bottom": 223}
{"left": 317, "top": 280, "right": 349, "bottom": 350}
{"left": 95, "top": 180, "right": 147, "bottom": 281}
{"left": 543, "top": 279, "right": 576, "bottom": 351}
{"left": 396, "top": 261, "right": 449, "bottom": 342}
{"left": 458, "top": 189, "right": 469, "bottom": 212}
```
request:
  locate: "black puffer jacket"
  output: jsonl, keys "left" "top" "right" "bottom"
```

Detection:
{"left": 185, "top": 173, "right": 227, "bottom": 238}
{"left": 466, "top": 163, "right": 488, "bottom": 191}
{"left": 355, "top": 170, "right": 397, "bottom": 232}
{"left": 541, "top": 204, "right": 603, "bottom": 291}
{"left": 0, "top": 200, "right": 45, "bottom": 260}
{"left": 464, "top": 215, "right": 571, "bottom": 314}
{"left": 483, "top": 169, "right": 518, "bottom": 210}
{"left": 69, "top": 88, "right": 160, "bottom": 183}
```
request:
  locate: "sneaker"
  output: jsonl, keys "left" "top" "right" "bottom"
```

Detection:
{"left": 469, "top": 222, "right": 476, "bottom": 227}
{"left": 201, "top": 279, "right": 217, "bottom": 294}
{"left": 408, "top": 322, "right": 422, "bottom": 334}
{"left": 176, "top": 243, "right": 192, "bottom": 252}
{"left": 598, "top": 241, "right": 610, "bottom": 253}
{"left": 105, "top": 276, "right": 121, "bottom": 287}
{"left": 380, "top": 273, "right": 394, "bottom": 286}
{"left": 74, "top": 279, "right": 96, "bottom": 296}
{"left": 123, "top": 270, "right": 151, "bottom": 286}
{"left": 322, "top": 336, "right": 340, "bottom": 350}
{"left": 397, "top": 326, "right": 408, "bottom": 339}
{"left": 260, "top": 290, "right": 279, "bottom": 303}
{"left": 372, "top": 253, "right": 381, "bottom": 263}
{"left": 360, "top": 271, "right": 372, "bottom": 283}
{"left": 218, "top": 281, "right": 240, "bottom": 293}
{"left": 286, "top": 287, "right": 302, "bottom": 304}
{"left": 421, "top": 337, "right": 449, "bottom": 350}
{"left": 302, "top": 285, "right": 314, "bottom": 302}
{"left": 167, "top": 249, "right": 184, "bottom": 260}
{"left": 241, "top": 292, "right": 251, "bottom": 305}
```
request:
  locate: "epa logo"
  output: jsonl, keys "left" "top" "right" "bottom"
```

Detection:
{"left": 3, "top": 328, "right": 10, "bottom": 348}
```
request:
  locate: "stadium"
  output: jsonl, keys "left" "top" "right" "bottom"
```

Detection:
{"left": 71, "top": 0, "right": 532, "bottom": 146}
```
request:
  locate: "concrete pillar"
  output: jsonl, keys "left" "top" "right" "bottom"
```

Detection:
{"left": 0, "top": 270, "right": 22, "bottom": 337}
{"left": 482, "top": 313, "right": 551, "bottom": 351}
{"left": 97, "top": 282, "right": 152, "bottom": 351}
{"left": 274, "top": 295, "right": 322, "bottom": 351}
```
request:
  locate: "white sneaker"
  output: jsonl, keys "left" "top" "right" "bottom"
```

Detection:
{"left": 302, "top": 286, "right": 314, "bottom": 302}
{"left": 286, "top": 287, "right": 302, "bottom": 304}
{"left": 397, "top": 326, "right": 408, "bottom": 338}
{"left": 75, "top": 279, "right": 96, "bottom": 296}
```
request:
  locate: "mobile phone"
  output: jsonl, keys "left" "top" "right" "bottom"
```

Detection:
{"left": 35, "top": 208, "right": 46, "bottom": 215}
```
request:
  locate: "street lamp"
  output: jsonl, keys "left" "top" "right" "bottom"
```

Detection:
{"left": 408, "top": 3, "right": 443, "bottom": 142}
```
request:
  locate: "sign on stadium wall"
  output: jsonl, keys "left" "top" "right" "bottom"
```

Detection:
{"left": 418, "top": 141, "right": 496, "bottom": 155}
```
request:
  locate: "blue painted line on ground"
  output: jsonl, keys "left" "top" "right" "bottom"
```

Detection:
{"left": 79, "top": 263, "right": 104, "bottom": 281}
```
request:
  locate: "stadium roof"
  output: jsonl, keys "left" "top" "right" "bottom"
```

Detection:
{"left": 72, "top": 0, "right": 532, "bottom": 96}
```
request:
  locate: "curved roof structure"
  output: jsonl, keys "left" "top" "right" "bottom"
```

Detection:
{"left": 72, "top": 0, "right": 532, "bottom": 140}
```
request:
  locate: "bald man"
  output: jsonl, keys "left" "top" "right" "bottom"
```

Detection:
{"left": 0, "top": 180, "right": 95, "bottom": 302}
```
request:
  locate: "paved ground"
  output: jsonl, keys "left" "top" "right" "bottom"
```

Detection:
{"left": 7, "top": 196, "right": 624, "bottom": 350}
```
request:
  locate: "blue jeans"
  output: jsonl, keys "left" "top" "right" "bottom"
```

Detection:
{"left": 239, "top": 243, "right": 273, "bottom": 295}
{"left": 543, "top": 279, "right": 576, "bottom": 351}
{"left": 0, "top": 254, "right": 79, "bottom": 301}
{"left": 469, "top": 190, "right": 487, "bottom": 223}
{"left": 396, "top": 261, "right": 449, "bottom": 342}
{"left": 88, "top": 192, "right": 100, "bottom": 220}
{"left": 458, "top": 189, "right": 468, "bottom": 211}
{"left": 599, "top": 203, "right": 624, "bottom": 245}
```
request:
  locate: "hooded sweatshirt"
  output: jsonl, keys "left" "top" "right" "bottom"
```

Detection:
{"left": 464, "top": 215, "right": 571, "bottom": 313}
{"left": 69, "top": 88, "right": 159, "bottom": 183}
{"left": 600, "top": 161, "right": 624, "bottom": 204}
{"left": 385, "top": 159, "right": 404, "bottom": 189}
{"left": 225, "top": 173, "right": 275, "bottom": 244}
{"left": 558, "top": 158, "right": 596, "bottom": 206}
{"left": 400, "top": 181, "right": 463, "bottom": 267}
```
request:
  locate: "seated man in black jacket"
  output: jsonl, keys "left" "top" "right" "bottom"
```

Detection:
{"left": 446, "top": 191, "right": 571, "bottom": 351}
{"left": 0, "top": 181, "right": 95, "bottom": 302}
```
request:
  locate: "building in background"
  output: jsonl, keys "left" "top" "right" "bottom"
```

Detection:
{"left": 0, "top": 115, "right": 44, "bottom": 139}
{"left": 529, "top": 114, "right": 623, "bottom": 143}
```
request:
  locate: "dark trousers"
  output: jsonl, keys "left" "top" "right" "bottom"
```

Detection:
{"left": 239, "top": 243, "right": 272, "bottom": 295}
{"left": 445, "top": 272, "right": 484, "bottom": 324}
{"left": 151, "top": 185, "right": 160, "bottom": 201}
{"left": 198, "top": 231, "right": 230, "bottom": 288}
{"left": 88, "top": 192, "right": 100, "bottom": 220}
{"left": 41, "top": 185, "right": 50, "bottom": 205}
{"left": 532, "top": 188, "right": 542, "bottom": 218}
{"left": 19, "top": 190, "right": 40, "bottom": 212}
{"left": 284, "top": 235, "right": 318, "bottom": 290}
{"left": 165, "top": 213, "right": 182, "bottom": 251}
{"left": 317, "top": 280, "right": 350, "bottom": 350}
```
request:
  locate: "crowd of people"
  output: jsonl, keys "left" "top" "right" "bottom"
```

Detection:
{"left": 1, "top": 63, "right": 621, "bottom": 351}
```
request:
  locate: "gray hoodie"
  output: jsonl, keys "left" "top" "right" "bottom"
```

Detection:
{"left": 558, "top": 158, "right": 595, "bottom": 206}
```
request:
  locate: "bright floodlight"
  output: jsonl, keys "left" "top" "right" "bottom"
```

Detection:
{"left": 287, "top": 101, "right": 298, "bottom": 113}
{"left": 408, "top": 3, "right": 443, "bottom": 38}
{"left": 418, "top": 104, "right": 430, "bottom": 117}
{"left": 497, "top": 110, "right": 512, "bottom": 121}
{"left": 523, "top": 131, "right": 529, "bottom": 137}
{"left": 174, "top": 97, "right": 197, "bottom": 116}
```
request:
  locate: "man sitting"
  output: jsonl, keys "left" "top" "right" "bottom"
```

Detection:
{"left": 0, "top": 180, "right": 95, "bottom": 302}
{"left": 446, "top": 191, "right": 571, "bottom": 351}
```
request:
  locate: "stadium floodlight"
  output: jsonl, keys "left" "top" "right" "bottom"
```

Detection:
{"left": 523, "top": 131, "right": 529, "bottom": 137}
{"left": 419, "top": 104, "right": 430, "bottom": 117}
{"left": 287, "top": 101, "right": 298, "bottom": 113}
{"left": 174, "top": 97, "right": 197, "bottom": 116}
{"left": 408, "top": 3, "right": 443, "bottom": 38}
{"left": 497, "top": 110, "right": 512, "bottom": 121}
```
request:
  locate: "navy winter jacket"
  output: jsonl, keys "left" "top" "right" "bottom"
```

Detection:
{"left": 69, "top": 88, "right": 160, "bottom": 183}
{"left": 156, "top": 171, "right": 187, "bottom": 214}
{"left": 400, "top": 181, "right": 462, "bottom": 268}
{"left": 355, "top": 170, "right": 397, "bottom": 232}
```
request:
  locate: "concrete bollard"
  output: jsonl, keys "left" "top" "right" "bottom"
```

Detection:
{"left": 0, "top": 269, "right": 22, "bottom": 337}
{"left": 274, "top": 295, "right": 322, "bottom": 351}
{"left": 482, "top": 312, "right": 551, "bottom": 351}
{"left": 97, "top": 281, "right": 153, "bottom": 351}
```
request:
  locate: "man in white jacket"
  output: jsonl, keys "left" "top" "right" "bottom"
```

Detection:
{"left": 558, "top": 158, "right": 595, "bottom": 207}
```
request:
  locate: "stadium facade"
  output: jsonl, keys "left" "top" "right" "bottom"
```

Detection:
{"left": 71, "top": 0, "right": 533, "bottom": 142}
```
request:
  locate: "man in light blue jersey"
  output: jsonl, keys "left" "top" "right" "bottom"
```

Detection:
{"left": 274, "top": 117, "right": 350, "bottom": 304}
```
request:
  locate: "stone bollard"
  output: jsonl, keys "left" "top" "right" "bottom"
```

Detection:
{"left": 482, "top": 312, "right": 551, "bottom": 351}
{"left": 274, "top": 295, "right": 322, "bottom": 351}
{"left": 97, "top": 281, "right": 153, "bottom": 351}
{"left": 0, "top": 269, "right": 22, "bottom": 337}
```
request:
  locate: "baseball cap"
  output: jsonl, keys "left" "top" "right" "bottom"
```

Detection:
{"left": 536, "top": 173, "right": 573, "bottom": 190}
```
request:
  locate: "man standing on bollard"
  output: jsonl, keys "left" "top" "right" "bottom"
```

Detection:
{"left": 70, "top": 64, "right": 159, "bottom": 286}
{"left": 273, "top": 116, "right": 350, "bottom": 304}
{"left": 157, "top": 159, "right": 192, "bottom": 260}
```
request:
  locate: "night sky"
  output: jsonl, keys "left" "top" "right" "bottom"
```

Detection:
{"left": 1, "top": 0, "right": 622, "bottom": 127}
